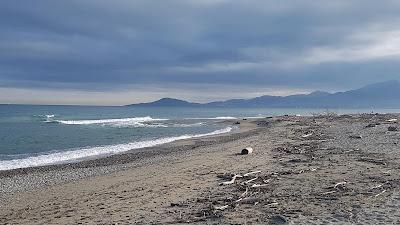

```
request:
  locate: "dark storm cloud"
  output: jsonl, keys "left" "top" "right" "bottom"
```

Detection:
{"left": 1, "top": 0, "right": 400, "bottom": 95}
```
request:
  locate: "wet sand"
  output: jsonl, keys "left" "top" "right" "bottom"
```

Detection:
{"left": 1, "top": 114, "right": 400, "bottom": 224}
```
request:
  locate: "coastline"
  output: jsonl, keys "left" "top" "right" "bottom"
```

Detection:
{"left": 1, "top": 114, "right": 400, "bottom": 224}
{"left": 0, "top": 119, "right": 258, "bottom": 198}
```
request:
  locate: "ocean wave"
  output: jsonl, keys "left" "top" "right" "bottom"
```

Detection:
{"left": 0, "top": 127, "right": 233, "bottom": 171}
{"left": 56, "top": 116, "right": 167, "bottom": 125}
{"left": 52, "top": 116, "right": 168, "bottom": 128}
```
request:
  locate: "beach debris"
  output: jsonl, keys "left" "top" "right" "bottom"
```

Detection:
{"left": 322, "top": 191, "right": 337, "bottom": 195}
{"left": 334, "top": 182, "right": 347, "bottom": 191}
{"left": 270, "top": 215, "right": 288, "bottom": 224}
{"left": 263, "top": 178, "right": 271, "bottom": 183}
{"left": 257, "top": 120, "right": 271, "bottom": 127}
{"left": 234, "top": 121, "right": 241, "bottom": 125}
{"left": 241, "top": 147, "right": 253, "bottom": 155}
{"left": 240, "top": 187, "right": 249, "bottom": 198}
{"left": 214, "top": 205, "right": 229, "bottom": 210}
{"left": 387, "top": 118, "right": 398, "bottom": 123}
{"left": 267, "top": 202, "right": 279, "bottom": 207}
{"left": 374, "top": 190, "right": 387, "bottom": 198}
{"left": 366, "top": 123, "right": 378, "bottom": 128}
{"left": 220, "top": 174, "right": 242, "bottom": 185}
{"left": 243, "top": 171, "right": 262, "bottom": 177}
{"left": 358, "top": 158, "right": 387, "bottom": 166}
{"left": 388, "top": 126, "right": 398, "bottom": 131}
{"left": 251, "top": 184, "right": 269, "bottom": 188}
{"left": 288, "top": 158, "right": 302, "bottom": 163}
{"left": 243, "top": 177, "right": 258, "bottom": 185}
{"left": 349, "top": 135, "right": 362, "bottom": 139}
{"left": 370, "top": 184, "right": 383, "bottom": 190}
{"left": 237, "top": 197, "right": 259, "bottom": 205}
{"left": 302, "top": 133, "right": 313, "bottom": 138}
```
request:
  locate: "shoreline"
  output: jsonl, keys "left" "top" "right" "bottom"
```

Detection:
{"left": 1, "top": 113, "right": 400, "bottom": 224}
{"left": 0, "top": 123, "right": 237, "bottom": 172}
{"left": 0, "top": 119, "right": 260, "bottom": 198}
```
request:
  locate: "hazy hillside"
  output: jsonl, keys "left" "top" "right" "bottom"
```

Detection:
{"left": 127, "top": 80, "right": 400, "bottom": 108}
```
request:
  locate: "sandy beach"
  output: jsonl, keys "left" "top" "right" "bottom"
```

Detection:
{"left": 1, "top": 114, "right": 400, "bottom": 224}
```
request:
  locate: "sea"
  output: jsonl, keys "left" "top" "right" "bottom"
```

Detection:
{"left": 0, "top": 105, "right": 398, "bottom": 171}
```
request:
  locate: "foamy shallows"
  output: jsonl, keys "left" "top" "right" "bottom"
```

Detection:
{"left": 0, "top": 127, "right": 233, "bottom": 171}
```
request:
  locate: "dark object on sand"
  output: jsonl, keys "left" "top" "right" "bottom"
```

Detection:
{"left": 388, "top": 126, "right": 398, "bottom": 131}
{"left": 270, "top": 215, "right": 288, "bottom": 224}
{"left": 349, "top": 135, "right": 362, "bottom": 139}
{"left": 243, "top": 118, "right": 247, "bottom": 121}
{"left": 257, "top": 120, "right": 271, "bottom": 127}
{"left": 241, "top": 147, "right": 253, "bottom": 155}
{"left": 234, "top": 121, "right": 241, "bottom": 125}
{"left": 366, "top": 123, "right": 378, "bottom": 128}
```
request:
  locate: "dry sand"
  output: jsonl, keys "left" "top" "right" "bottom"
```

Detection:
{"left": 1, "top": 114, "right": 400, "bottom": 224}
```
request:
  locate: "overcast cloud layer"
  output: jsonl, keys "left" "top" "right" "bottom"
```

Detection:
{"left": 1, "top": 0, "right": 400, "bottom": 105}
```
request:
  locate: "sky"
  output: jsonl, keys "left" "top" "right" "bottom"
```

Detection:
{"left": 1, "top": 0, "right": 400, "bottom": 105}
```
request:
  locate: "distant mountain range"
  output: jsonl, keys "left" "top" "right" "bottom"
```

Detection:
{"left": 127, "top": 80, "right": 400, "bottom": 108}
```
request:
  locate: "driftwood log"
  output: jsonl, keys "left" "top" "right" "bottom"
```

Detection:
{"left": 241, "top": 147, "right": 253, "bottom": 155}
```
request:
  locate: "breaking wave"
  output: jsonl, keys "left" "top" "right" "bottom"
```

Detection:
{"left": 53, "top": 116, "right": 168, "bottom": 128}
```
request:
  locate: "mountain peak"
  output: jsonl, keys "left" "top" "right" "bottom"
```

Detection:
{"left": 127, "top": 98, "right": 199, "bottom": 107}
{"left": 308, "top": 90, "right": 331, "bottom": 97}
{"left": 127, "top": 80, "right": 400, "bottom": 108}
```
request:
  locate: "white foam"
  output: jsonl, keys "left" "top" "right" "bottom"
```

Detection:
{"left": 57, "top": 116, "right": 167, "bottom": 125}
{"left": 44, "top": 114, "right": 55, "bottom": 123}
{"left": 0, "top": 127, "right": 233, "bottom": 171}
{"left": 54, "top": 116, "right": 169, "bottom": 128}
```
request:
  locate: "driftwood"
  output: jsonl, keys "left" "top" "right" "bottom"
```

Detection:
{"left": 243, "top": 171, "right": 262, "bottom": 177}
{"left": 236, "top": 197, "right": 259, "bottom": 205}
{"left": 243, "top": 177, "right": 258, "bottom": 185}
{"left": 375, "top": 190, "right": 386, "bottom": 198}
{"left": 302, "top": 133, "right": 313, "bottom": 138}
{"left": 251, "top": 184, "right": 269, "bottom": 188}
{"left": 214, "top": 205, "right": 229, "bottom": 210}
{"left": 334, "top": 182, "right": 347, "bottom": 189}
{"left": 322, "top": 191, "right": 337, "bottom": 195}
{"left": 241, "top": 147, "right": 253, "bottom": 155}
{"left": 240, "top": 187, "right": 249, "bottom": 197}
{"left": 220, "top": 174, "right": 242, "bottom": 185}
{"left": 370, "top": 184, "right": 383, "bottom": 190}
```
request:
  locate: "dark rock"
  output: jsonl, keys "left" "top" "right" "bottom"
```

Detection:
{"left": 349, "top": 135, "right": 362, "bottom": 139}
{"left": 270, "top": 215, "right": 288, "bottom": 224}
{"left": 234, "top": 121, "right": 241, "bottom": 125}
{"left": 388, "top": 126, "right": 398, "bottom": 131}
{"left": 257, "top": 121, "right": 271, "bottom": 127}
{"left": 366, "top": 123, "right": 381, "bottom": 128}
